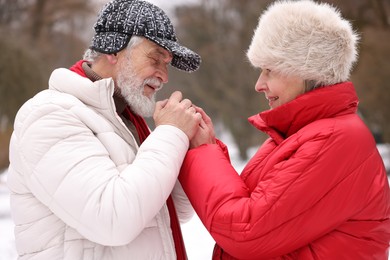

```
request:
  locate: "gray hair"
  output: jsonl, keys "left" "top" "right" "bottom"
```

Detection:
{"left": 82, "top": 36, "right": 144, "bottom": 62}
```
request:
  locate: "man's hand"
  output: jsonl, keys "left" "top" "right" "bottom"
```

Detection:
{"left": 154, "top": 91, "right": 201, "bottom": 140}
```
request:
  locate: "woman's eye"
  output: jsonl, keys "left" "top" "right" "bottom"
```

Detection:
{"left": 260, "top": 68, "right": 271, "bottom": 75}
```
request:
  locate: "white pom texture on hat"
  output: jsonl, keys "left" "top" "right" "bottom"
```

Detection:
{"left": 247, "top": 0, "right": 359, "bottom": 86}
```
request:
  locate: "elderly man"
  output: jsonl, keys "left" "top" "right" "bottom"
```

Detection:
{"left": 8, "top": 0, "right": 201, "bottom": 259}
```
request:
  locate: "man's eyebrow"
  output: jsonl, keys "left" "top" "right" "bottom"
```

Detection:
{"left": 145, "top": 47, "right": 171, "bottom": 61}
{"left": 155, "top": 48, "right": 171, "bottom": 59}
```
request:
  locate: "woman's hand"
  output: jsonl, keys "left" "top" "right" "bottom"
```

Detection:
{"left": 190, "top": 106, "right": 216, "bottom": 149}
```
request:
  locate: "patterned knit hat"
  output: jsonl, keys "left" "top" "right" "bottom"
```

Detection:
{"left": 91, "top": 0, "right": 201, "bottom": 72}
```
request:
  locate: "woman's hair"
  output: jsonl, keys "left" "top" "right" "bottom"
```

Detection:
{"left": 247, "top": 0, "right": 359, "bottom": 87}
{"left": 83, "top": 35, "right": 144, "bottom": 62}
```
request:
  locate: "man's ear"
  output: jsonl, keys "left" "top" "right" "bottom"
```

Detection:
{"left": 105, "top": 53, "right": 119, "bottom": 64}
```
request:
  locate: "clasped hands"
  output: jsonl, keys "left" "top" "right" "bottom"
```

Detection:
{"left": 153, "top": 91, "right": 216, "bottom": 148}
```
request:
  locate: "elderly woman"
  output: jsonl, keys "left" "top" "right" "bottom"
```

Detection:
{"left": 179, "top": 0, "right": 390, "bottom": 259}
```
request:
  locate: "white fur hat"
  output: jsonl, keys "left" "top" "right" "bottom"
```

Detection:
{"left": 247, "top": 0, "right": 359, "bottom": 86}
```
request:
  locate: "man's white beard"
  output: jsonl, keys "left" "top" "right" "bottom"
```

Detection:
{"left": 116, "top": 66, "right": 162, "bottom": 118}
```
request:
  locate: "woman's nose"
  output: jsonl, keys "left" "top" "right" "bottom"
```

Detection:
{"left": 255, "top": 74, "right": 266, "bottom": 92}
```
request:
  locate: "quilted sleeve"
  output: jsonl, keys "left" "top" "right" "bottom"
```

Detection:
{"left": 179, "top": 122, "right": 383, "bottom": 259}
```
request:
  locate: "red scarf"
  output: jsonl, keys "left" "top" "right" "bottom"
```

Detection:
{"left": 70, "top": 61, "right": 187, "bottom": 260}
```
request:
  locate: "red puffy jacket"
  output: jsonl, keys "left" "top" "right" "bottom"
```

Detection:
{"left": 179, "top": 82, "right": 390, "bottom": 259}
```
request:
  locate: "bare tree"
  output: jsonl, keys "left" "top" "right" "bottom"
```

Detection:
{"left": 0, "top": 0, "right": 98, "bottom": 169}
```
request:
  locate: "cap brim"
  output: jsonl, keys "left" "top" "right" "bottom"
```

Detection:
{"left": 146, "top": 36, "right": 201, "bottom": 72}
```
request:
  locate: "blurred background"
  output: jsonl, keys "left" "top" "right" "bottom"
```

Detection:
{"left": 0, "top": 0, "right": 389, "bottom": 259}
{"left": 0, "top": 0, "right": 389, "bottom": 172}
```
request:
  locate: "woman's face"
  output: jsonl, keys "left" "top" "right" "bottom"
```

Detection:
{"left": 255, "top": 68, "right": 305, "bottom": 109}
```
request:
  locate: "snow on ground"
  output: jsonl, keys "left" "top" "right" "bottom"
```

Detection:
{"left": 1, "top": 140, "right": 389, "bottom": 259}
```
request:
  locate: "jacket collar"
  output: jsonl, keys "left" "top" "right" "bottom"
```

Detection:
{"left": 80, "top": 61, "right": 128, "bottom": 114}
{"left": 248, "top": 82, "right": 359, "bottom": 144}
{"left": 48, "top": 68, "right": 116, "bottom": 111}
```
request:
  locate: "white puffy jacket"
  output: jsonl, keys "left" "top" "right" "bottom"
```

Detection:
{"left": 7, "top": 68, "right": 194, "bottom": 259}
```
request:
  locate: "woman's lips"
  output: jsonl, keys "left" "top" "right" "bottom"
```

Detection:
{"left": 266, "top": 96, "right": 279, "bottom": 107}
